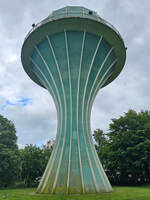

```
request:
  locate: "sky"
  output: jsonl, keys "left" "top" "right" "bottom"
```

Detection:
{"left": 0, "top": 0, "right": 149, "bottom": 148}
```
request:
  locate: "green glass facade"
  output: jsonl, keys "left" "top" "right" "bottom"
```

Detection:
{"left": 21, "top": 6, "right": 126, "bottom": 194}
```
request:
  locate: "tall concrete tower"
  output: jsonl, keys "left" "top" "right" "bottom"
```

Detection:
{"left": 21, "top": 6, "right": 126, "bottom": 194}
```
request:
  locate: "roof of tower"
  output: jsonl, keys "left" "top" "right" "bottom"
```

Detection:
{"left": 21, "top": 6, "right": 126, "bottom": 88}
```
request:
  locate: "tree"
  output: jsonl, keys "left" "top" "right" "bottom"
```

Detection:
{"left": 0, "top": 115, "right": 17, "bottom": 150}
{"left": 93, "top": 129, "right": 108, "bottom": 154}
{"left": 94, "top": 110, "right": 150, "bottom": 185}
{"left": 0, "top": 115, "right": 20, "bottom": 187}
{"left": 20, "top": 142, "right": 53, "bottom": 187}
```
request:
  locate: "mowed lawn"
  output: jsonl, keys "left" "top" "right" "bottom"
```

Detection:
{"left": 0, "top": 185, "right": 150, "bottom": 200}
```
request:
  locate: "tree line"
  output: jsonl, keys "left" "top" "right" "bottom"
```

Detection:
{"left": 0, "top": 114, "right": 53, "bottom": 188}
{"left": 93, "top": 109, "right": 150, "bottom": 185}
{"left": 0, "top": 109, "right": 150, "bottom": 188}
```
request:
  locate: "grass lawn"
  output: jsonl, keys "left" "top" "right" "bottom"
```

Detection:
{"left": 0, "top": 185, "right": 150, "bottom": 200}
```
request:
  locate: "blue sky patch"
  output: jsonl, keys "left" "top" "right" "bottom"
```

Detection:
{"left": 1, "top": 97, "right": 32, "bottom": 111}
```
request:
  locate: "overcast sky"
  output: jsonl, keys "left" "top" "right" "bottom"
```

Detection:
{"left": 0, "top": 0, "right": 149, "bottom": 148}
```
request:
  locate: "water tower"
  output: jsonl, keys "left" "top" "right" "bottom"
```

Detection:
{"left": 21, "top": 6, "right": 126, "bottom": 194}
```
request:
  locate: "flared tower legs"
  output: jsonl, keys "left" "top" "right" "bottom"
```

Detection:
{"left": 36, "top": 113, "right": 112, "bottom": 194}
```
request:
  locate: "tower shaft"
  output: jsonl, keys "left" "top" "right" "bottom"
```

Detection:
{"left": 31, "top": 31, "right": 116, "bottom": 194}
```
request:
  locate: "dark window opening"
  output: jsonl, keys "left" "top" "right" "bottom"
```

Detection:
{"left": 89, "top": 11, "right": 93, "bottom": 15}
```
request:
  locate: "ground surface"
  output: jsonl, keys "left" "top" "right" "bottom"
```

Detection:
{"left": 0, "top": 185, "right": 150, "bottom": 200}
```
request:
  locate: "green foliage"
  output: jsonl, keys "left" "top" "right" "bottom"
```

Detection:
{"left": 0, "top": 115, "right": 17, "bottom": 150}
{"left": 20, "top": 142, "right": 53, "bottom": 187}
{"left": 0, "top": 186, "right": 150, "bottom": 200}
{"left": 94, "top": 110, "right": 150, "bottom": 185}
{"left": 0, "top": 147, "right": 20, "bottom": 187}
{"left": 93, "top": 129, "right": 107, "bottom": 153}
{"left": 0, "top": 115, "right": 20, "bottom": 187}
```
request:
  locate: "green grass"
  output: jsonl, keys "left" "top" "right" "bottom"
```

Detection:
{"left": 0, "top": 185, "right": 150, "bottom": 200}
